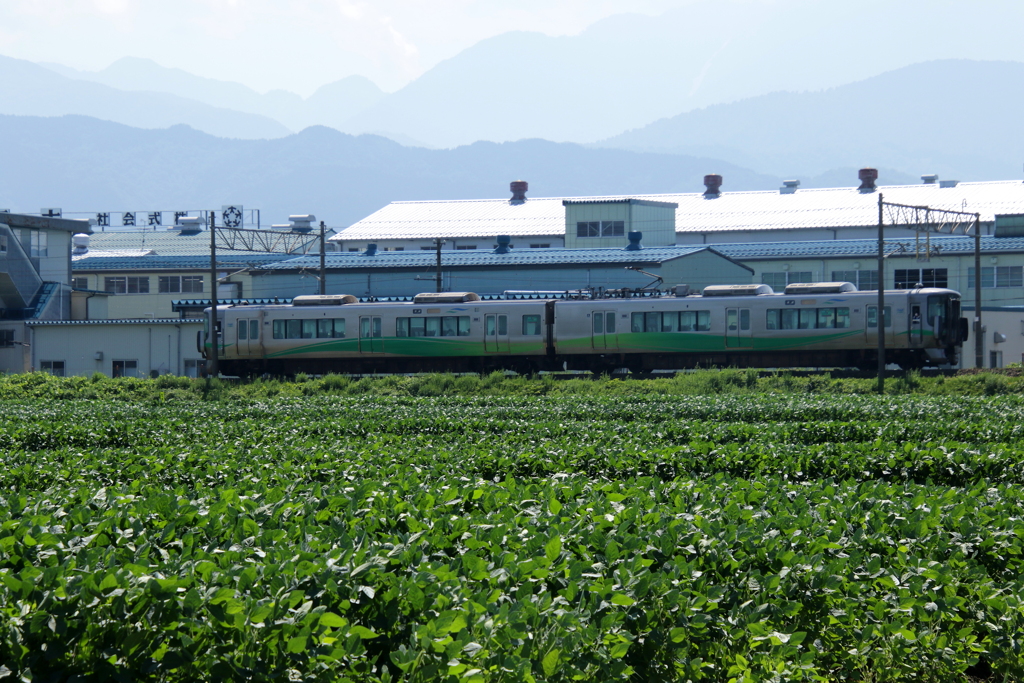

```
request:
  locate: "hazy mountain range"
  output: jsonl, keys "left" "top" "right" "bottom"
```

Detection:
{"left": 1, "top": 1, "right": 1021, "bottom": 223}
{"left": 0, "top": 114, "right": 799, "bottom": 227}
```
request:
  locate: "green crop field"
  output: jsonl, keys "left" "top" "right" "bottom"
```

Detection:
{"left": 1, "top": 376, "right": 1023, "bottom": 681}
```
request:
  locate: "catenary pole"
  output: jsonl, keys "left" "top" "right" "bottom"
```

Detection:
{"left": 319, "top": 221, "right": 327, "bottom": 296}
{"left": 877, "top": 193, "right": 885, "bottom": 394}
{"left": 435, "top": 238, "right": 443, "bottom": 292}
{"left": 975, "top": 215, "right": 983, "bottom": 368}
{"left": 208, "top": 209, "right": 219, "bottom": 377}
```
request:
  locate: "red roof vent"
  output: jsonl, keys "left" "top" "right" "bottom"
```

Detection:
{"left": 703, "top": 174, "right": 722, "bottom": 197}
{"left": 858, "top": 168, "right": 878, "bottom": 192}
{"left": 510, "top": 180, "right": 528, "bottom": 203}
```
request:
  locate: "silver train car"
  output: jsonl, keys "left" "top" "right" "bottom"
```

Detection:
{"left": 201, "top": 282, "right": 968, "bottom": 375}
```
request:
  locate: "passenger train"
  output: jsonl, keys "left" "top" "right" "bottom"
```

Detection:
{"left": 201, "top": 282, "right": 968, "bottom": 375}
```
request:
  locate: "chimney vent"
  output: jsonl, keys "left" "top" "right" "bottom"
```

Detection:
{"left": 493, "top": 235, "right": 512, "bottom": 254}
{"left": 72, "top": 233, "right": 90, "bottom": 255}
{"left": 625, "top": 231, "right": 643, "bottom": 251}
{"left": 921, "top": 174, "right": 939, "bottom": 184}
{"left": 364, "top": 243, "right": 378, "bottom": 256}
{"left": 703, "top": 174, "right": 722, "bottom": 197}
{"left": 780, "top": 179, "right": 800, "bottom": 194}
{"left": 510, "top": 180, "right": 528, "bottom": 203}
{"left": 858, "top": 168, "right": 878, "bottom": 192}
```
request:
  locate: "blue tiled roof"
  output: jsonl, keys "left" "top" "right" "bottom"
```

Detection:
{"left": 709, "top": 235, "right": 1024, "bottom": 260}
{"left": 72, "top": 253, "right": 295, "bottom": 271}
{"left": 258, "top": 245, "right": 719, "bottom": 271}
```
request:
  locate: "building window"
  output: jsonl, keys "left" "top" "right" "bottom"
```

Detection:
{"left": 576, "top": 221, "right": 624, "bottom": 238}
{"left": 184, "top": 359, "right": 207, "bottom": 378}
{"left": 529, "top": 243, "right": 551, "bottom": 249}
{"left": 0, "top": 233, "right": 6, "bottom": 253}
{"left": 967, "top": 266, "right": 1023, "bottom": 288}
{"left": 71, "top": 277, "right": 89, "bottom": 290}
{"left": 894, "top": 268, "right": 947, "bottom": 289}
{"left": 0, "top": 329, "right": 14, "bottom": 347}
{"left": 831, "top": 270, "right": 878, "bottom": 291}
{"left": 15, "top": 229, "right": 47, "bottom": 257}
{"left": 158, "top": 275, "right": 204, "bottom": 294}
{"left": 40, "top": 361, "right": 65, "bottom": 377}
{"left": 349, "top": 248, "right": 360, "bottom": 252}
{"left": 104, "top": 276, "right": 150, "bottom": 294}
{"left": 112, "top": 360, "right": 139, "bottom": 378}
{"left": 456, "top": 245, "right": 477, "bottom": 250}
{"left": 382, "top": 246, "right": 404, "bottom": 251}
{"left": 761, "top": 271, "right": 812, "bottom": 290}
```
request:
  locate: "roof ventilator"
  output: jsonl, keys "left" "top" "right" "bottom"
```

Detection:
{"left": 173, "top": 216, "right": 204, "bottom": 234}
{"left": 625, "top": 231, "right": 642, "bottom": 251}
{"left": 921, "top": 174, "right": 939, "bottom": 184}
{"left": 72, "top": 233, "right": 90, "bottom": 255}
{"left": 939, "top": 180, "right": 960, "bottom": 188}
{"left": 858, "top": 168, "right": 878, "bottom": 192}
{"left": 780, "top": 179, "right": 800, "bottom": 194}
{"left": 510, "top": 180, "right": 528, "bottom": 204}
{"left": 363, "top": 243, "right": 378, "bottom": 256}
{"left": 703, "top": 174, "right": 722, "bottom": 198}
{"left": 702, "top": 284, "right": 774, "bottom": 297}
{"left": 493, "top": 235, "right": 512, "bottom": 254}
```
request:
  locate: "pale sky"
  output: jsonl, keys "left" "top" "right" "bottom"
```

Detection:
{"left": 0, "top": 0, "right": 696, "bottom": 95}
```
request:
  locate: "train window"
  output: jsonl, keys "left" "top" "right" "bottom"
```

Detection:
{"left": 411, "top": 318, "right": 426, "bottom": 337}
{"left": 273, "top": 320, "right": 285, "bottom": 339}
{"left": 238, "top": 320, "right": 248, "bottom": 341}
{"left": 645, "top": 312, "right": 659, "bottom": 333}
{"left": 927, "top": 296, "right": 945, "bottom": 327}
{"left": 727, "top": 309, "right": 737, "bottom": 331}
{"left": 333, "top": 319, "right": 346, "bottom": 337}
{"left": 442, "top": 317, "right": 458, "bottom": 337}
{"left": 836, "top": 308, "right": 850, "bottom": 328}
{"left": 604, "top": 312, "right": 614, "bottom": 333}
{"left": 816, "top": 308, "right": 835, "bottom": 328}
{"left": 867, "top": 306, "right": 893, "bottom": 328}
{"left": 631, "top": 313, "right": 643, "bottom": 333}
{"left": 498, "top": 315, "right": 508, "bottom": 335}
{"left": 425, "top": 317, "right": 440, "bottom": 337}
{"left": 661, "top": 312, "right": 678, "bottom": 332}
{"left": 487, "top": 316, "right": 496, "bottom": 335}
{"left": 766, "top": 310, "right": 779, "bottom": 330}
{"left": 458, "top": 316, "right": 471, "bottom": 336}
{"left": 522, "top": 315, "right": 541, "bottom": 335}
{"left": 317, "top": 319, "right": 333, "bottom": 338}
{"left": 779, "top": 309, "right": 798, "bottom": 330}
{"left": 396, "top": 318, "right": 409, "bottom": 337}
{"left": 798, "top": 309, "right": 815, "bottom": 329}
{"left": 302, "top": 320, "right": 316, "bottom": 338}
{"left": 250, "top": 320, "right": 259, "bottom": 340}
{"left": 593, "top": 313, "right": 604, "bottom": 334}
{"left": 286, "top": 319, "right": 302, "bottom": 339}
{"left": 740, "top": 309, "right": 750, "bottom": 331}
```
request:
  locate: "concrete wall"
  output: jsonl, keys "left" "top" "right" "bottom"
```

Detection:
{"left": 564, "top": 202, "right": 675, "bottom": 249}
{"left": 71, "top": 270, "right": 256, "bottom": 319}
{"left": 25, "top": 321, "right": 205, "bottom": 377}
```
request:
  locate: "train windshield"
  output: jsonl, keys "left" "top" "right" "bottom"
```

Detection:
{"left": 928, "top": 294, "right": 960, "bottom": 342}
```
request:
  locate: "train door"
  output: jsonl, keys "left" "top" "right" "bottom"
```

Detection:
{"left": 484, "top": 314, "right": 510, "bottom": 353}
{"left": 359, "top": 316, "right": 384, "bottom": 353}
{"left": 724, "top": 308, "right": 752, "bottom": 348}
{"left": 909, "top": 303, "right": 924, "bottom": 346}
{"left": 591, "top": 310, "right": 618, "bottom": 350}
{"left": 235, "top": 315, "right": 262, "bottom": 357}
{"left": 866, "top": 305, "right": 894, "bottom": 346}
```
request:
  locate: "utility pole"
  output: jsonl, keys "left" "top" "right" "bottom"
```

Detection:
{"left": 208, "top": 209, "right": 219, "bottom": 377}
{"left": 975, "top": 215, "right": 983, "bottom": 368}
{"left": 319, "top": 220, "right": 327, "bottom": 295}
{"left": 876, "top": 193, "right": 885, "bottom": 394}
{"left": 435, "top": 238, "right": 444, "bottom": 292}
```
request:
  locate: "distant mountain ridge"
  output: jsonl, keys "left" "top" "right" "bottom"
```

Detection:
{"left": 598, "top": 60, "right": 1024, "bottom": 182}
{"left": 0, "top": 114, "right": 787, "bottom": 228}
{"left": 43, "top": 57, "right": 386, "bottom": 134}
{"left": 0, "top": 55, "right": 289, "bottom": 140}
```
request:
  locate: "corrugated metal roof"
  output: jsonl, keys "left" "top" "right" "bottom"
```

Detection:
{"left": 27, "top": 319, "right": 198, "bottom": 326}
{"left": 259, "top": 245, "right": 720, "bottom": 271}
{"left": 81, "top": 230, "right": 315, "bottom": 256}
{"left": 711, "top": 235, "right": 1024, "bottom": 260}
{"left": 72, "top": 253, "right": 294, "bottom": 271}
{"left": 333, "top": 180, "right": 1024, "bottom": 241}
